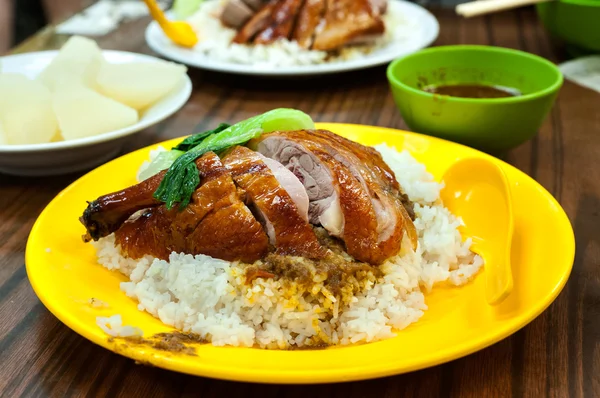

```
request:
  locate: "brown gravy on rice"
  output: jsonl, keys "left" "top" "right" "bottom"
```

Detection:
{"left": 241, "top": 228, "right": 383, "bottom": 348}
{"left": 247, "top": 227, "right": 382, "bottom": 296}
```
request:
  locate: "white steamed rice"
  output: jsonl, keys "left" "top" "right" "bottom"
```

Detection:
{"left": 94, "top": 145, "right": 483, "bottom": 348}
{"left": 185, "top": 0, "right": 423, "bottom": 68}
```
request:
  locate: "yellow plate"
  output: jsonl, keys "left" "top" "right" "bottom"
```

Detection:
{"left": 26, "top": 123, "right": 575, "bottom": 384}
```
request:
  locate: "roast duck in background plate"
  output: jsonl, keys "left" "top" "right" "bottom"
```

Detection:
{"left": 221, "top": 0, "right": 390, "bottom": 50}
{"left": 144, "top": 0, "right": 439, "bottom": 75}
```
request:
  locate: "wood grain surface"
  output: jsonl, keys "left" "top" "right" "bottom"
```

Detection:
{"left": 1, "top": 8, "right": 599, "bottom": 398}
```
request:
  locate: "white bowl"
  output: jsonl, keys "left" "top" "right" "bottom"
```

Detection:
{"left": 0, "top": 50, "right": 192, "bottom": 176}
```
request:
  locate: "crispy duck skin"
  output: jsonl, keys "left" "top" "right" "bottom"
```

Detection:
{"left": 254, "top": 0, "right": 305, "bottom": 45}
{"left": 114, "top": 152, "right": 270, "bottom": 262}
{"left": 233, "top": 2, "right": 276, "bottom": 44}
{"left": 80, "top": 170, "right": 165, "bottom": 242}
{"left": 251, "top": 130, "right": 417, "bottom": 265}
{"left": 312, "top": 0, "right": 384, "bottom": 51}
{"left": 222, "top": 146, "right": 327, "bottom": 259}
{"left": 80, "top": 153, "right": 246, "bottom": 242}
{"left": 293, "top": 0, "right": 326, "bottom": 49}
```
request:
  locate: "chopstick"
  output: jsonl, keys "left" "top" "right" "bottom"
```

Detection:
{"left": 456, "top": 0, "right": 550, "bottom": 18}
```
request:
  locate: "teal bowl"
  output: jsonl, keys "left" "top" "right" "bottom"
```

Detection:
{"left": 386, "top": 45, "right": 563, "bottom": 153}
{"left": 537, "top": 0, "right": 600, "bottom": 56}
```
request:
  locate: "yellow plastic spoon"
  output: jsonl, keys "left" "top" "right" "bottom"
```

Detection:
{"left": 440, "top": 158, "right": 514, "bottom": 305}
{"left": 143, "top": 0, "right": 198, "bottom": 48}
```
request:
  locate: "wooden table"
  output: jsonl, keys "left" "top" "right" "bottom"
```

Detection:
{"left": 2, "top": 8, "right": 599, "bottom": 397}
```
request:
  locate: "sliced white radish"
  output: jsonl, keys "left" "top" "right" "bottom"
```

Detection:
{"left": 0, "top": 74, "right": 58, "bottom": 145}
{"left": 52, "top": 83, "right": 138, "bottom": 140}
{"left": 96, "top": 60, "right": 187, "bottom": 111}
{"left": 38, "top": 35, "right": 103, "bottom": 92}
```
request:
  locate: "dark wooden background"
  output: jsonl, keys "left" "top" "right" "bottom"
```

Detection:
{"left": 1, "top": 7, "right": 599, "bottom": 398}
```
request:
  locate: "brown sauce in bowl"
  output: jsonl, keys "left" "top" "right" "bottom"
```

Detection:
{"left": 423, "top": 84, "right": 521, "bottom": 99}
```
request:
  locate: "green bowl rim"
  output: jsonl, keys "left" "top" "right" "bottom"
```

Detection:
{"left": 542, "top": 0, "right": 600, "bottom": 7}
{"left": 386, "top": 45, "right": 564, "bottom": 104}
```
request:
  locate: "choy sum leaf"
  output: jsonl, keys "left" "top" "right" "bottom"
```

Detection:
{"left": 172, "top": 0, "right": 204, "bottom": 19}
{"left": 137, "top": 124, "right": 230, "bottom": 182}
{"left": 153, "top": 108, "right": 315, "bottom": 209}
{"left": 173, "top": 123, "right": 230, "bottom": 152}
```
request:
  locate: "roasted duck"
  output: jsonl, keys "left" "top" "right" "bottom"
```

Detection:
{"left": 81, "top": 129, "right": 416, "bottom": 266}
{"left": 221, "top": 0, "right": 388, "bottom": 51}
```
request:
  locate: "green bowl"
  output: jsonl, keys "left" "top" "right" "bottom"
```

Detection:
{"left": 386, "top": 45, "right": 563, "bottom": 153}
{"left": 536, "top": 0, "right": 600, "bottom": 56}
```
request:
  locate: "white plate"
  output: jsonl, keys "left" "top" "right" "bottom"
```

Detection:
{"left": 0, "top": 51, "right": 192, "bottom": 176}
{"left": 145, "top": 0, "right": 439, "bottom": 76}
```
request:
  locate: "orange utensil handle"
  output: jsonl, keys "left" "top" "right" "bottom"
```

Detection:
{"left": 143, "top": 0, "right": 169, "bottom": 25}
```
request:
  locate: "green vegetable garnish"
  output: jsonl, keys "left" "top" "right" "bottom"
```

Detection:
{"left": 172, "top": 0, "right": 204, "bottom": 19}
{"left": 153, "top": 108, "right": 315, "bottom": 210}
{"left": 138, "top": 124, "right": 230, "bottom": 181}
{"left": 173, "top": 123, "right": 230, "bottom": 152}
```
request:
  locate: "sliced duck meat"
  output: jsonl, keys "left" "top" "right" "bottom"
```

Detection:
{"left": 312, "top": 0, "right": 384, "bottom": 51}
{"left": 222, "top": 145, "right": 327, "bottom": 259}
{"left": 261, "top": 155, "right": 310, "bottom": 221}
{"left": 249, "top": 134, "right": 344, "bottom": 236}
{"left": 233, "top": 2, "right": 276, "bottom": 44}
{"left": 251, "top": 130, "right": 416, "bottom": 265}
{"left": 113, "top": 152, "right": 269, "bottom": 262}
{"left": 304, "top": 129, "right": 417, "bottom": 249}
{"left": 221, "top": 0, "right": 255, "bottom": 29}
{"left": 292, "top": 0, "right": 326, "bottom": 49}
{"left": 243, "top": 0, "right": 269, "bottom": 11}
{"left": 254, "top": 0, "right": 305, "bottom": 45}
